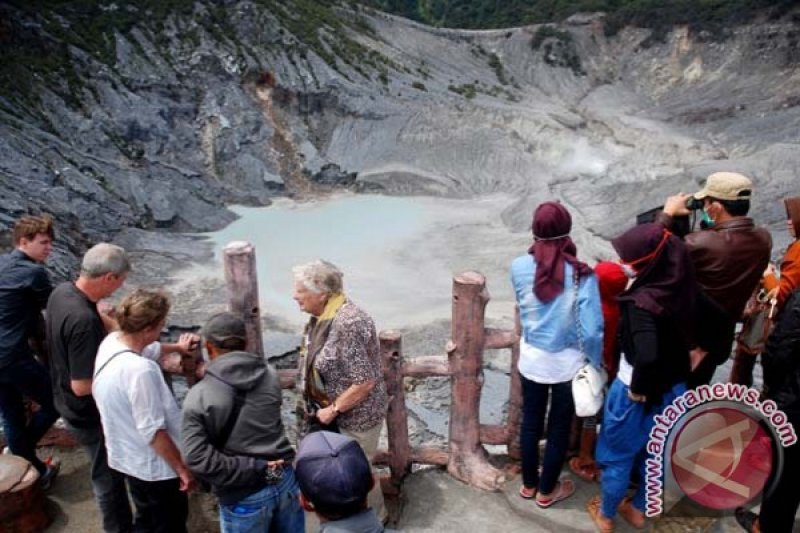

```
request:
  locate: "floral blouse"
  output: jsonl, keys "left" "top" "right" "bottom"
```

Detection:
{"left": 313, "top": 301, "right": 388, "bottom": 432}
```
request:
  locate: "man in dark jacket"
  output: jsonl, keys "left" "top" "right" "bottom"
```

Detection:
{"left": 659, "top": 172, "right": 772, "bottom": 387}
{"left": 181, "top": 312, "right": 303, "bottom": 533}
{"left": 0, "top": 215, "right": 59, "bottom": 487}
{"left": 735, "top": 288, "right": 800, "bottom": 533}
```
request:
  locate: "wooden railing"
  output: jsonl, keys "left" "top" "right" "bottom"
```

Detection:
{"left": 223, "top": 242, "right": 523, "bottom": 491}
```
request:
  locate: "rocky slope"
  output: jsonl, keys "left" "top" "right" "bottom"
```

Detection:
{"left": 1, "top": 2, "right": 798, "bottom": 276}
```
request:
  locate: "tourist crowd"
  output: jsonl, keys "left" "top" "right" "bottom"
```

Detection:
{"left": 0, "top": 170, "right": 798, "bottom": 532}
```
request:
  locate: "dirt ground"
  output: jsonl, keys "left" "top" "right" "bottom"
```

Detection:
{"left": 42, "top": 444, "right": 796, "bottom": 533}
{"left": 42, "top": 445, "right": 218, "bottom": 532}
{"left": 41, "top": 446, "right": 360, "bottom": 533}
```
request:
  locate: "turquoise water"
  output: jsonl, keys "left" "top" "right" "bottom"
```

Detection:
{"left": 194, "top": 193, "right": 528, "bottom": 329}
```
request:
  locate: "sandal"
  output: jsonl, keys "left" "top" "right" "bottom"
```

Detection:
{"left": 587, "top": 495, "right": 615, "bottom": 533}
{"left": 535, "top": 479, "right": 575, "bottom": 509}
{"left": 519, "top": 485, "right": 537, "bottom": 500}
{"left": 617, "top": 497, "right": 646, "bottom": 529}
{"left": 735, "top": 507, "right": 760, "bottom": 533}
{"left": 569, "top": 456, "right": 600, "bottom": 482}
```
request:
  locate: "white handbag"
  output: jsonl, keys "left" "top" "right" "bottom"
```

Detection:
{"left": 572, "top": 362, "right": 608, "bottom": 417}
{"left": 570, "top": 270, "right": 607, "bottom": 417}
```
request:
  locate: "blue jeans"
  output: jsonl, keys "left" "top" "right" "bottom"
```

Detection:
{"left": 519, "top": 376, "right": 574, "bottom": 494}
{"left": 219, "top": 466, "right": 304, "bottom": 533}
{"left": 0, "top": 357, "right": 60, "bottom": 474}
{"left": 596, "top": 379, "right": 686, "bottom": 518}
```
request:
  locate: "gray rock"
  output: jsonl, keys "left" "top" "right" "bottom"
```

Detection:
{"left": 0, "top": 3, "right": 797, "bottom": 278}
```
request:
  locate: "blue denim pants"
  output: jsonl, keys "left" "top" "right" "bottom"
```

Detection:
{"left": 519, "top": 376, "right": 574, "bottom": 494}
{"left": 0, "top": 357, "right": 60, "bottom": 474}
{"left": 219, "top": 465, "right": 305, "bottom": 533}
{"left": 596, "top": 379, "right": 686, "bottom": 518}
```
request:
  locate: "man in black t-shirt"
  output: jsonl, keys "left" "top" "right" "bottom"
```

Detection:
{"left": 47, "top": 242, "right": 132, "bottom": 533}
{"left": 0, "top": 215, "right": 60, "bottom": 487}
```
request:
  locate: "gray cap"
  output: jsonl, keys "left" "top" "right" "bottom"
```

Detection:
{"left": 203, "top": 312, "right": 247, "bottom": 349}
{"left": 295, "top": 431, "right": 372, "bottom": 513}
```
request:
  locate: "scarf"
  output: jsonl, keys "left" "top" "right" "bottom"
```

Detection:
{"left": 595, "top": 260, "right": 628, "bottom": 361}
{"left": 528, "top": 201, "right": 592, "bottom": 302}
{"left": 612, "top": 223, "right": 697, "bottom": 338}
{"left": 301, "top": 292, "right": 346, "bottom": 408}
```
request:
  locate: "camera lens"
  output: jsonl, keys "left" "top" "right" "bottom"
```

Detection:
{"left": 685, "top": 197, "right": 704, "bottom": 210}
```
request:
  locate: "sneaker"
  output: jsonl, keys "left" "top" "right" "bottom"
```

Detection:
{"left": 38, "top": 458, "right": 61, "bottom": 491}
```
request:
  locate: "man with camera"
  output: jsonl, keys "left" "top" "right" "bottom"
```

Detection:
{"left": 659, "top": 172, "right": 772, "bottom": 387}
{"left": 181, "top": 312, "right": 304, "bottom": 533}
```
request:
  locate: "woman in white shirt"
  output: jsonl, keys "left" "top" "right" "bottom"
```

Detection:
{"left": 92, "top": 289, "right": 197, "bottom": 533}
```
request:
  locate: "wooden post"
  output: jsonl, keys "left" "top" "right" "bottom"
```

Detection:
{"left": 402, "top": 356, "right": 450, "bottom": 377}
{"left": 223, "top": 241, "right": 264, "bottom": 356}
{"left": 506, "top": 305, "right": 523, "bottom": 460}
{"left": 0, "top": 456, "right": 51, "bottom": 532}
{"left": 380, "top": 330, "right": 411, "bottom": 484}
{"left": 447, "top": 272, "right": 504, "bottom": 490}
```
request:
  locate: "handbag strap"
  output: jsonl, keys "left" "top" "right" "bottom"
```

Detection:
{"left": 572, "top": 268, "right": 586, "bottom": 362}
{"left": 94, "top": 349, "right": 136, "bottom": 379}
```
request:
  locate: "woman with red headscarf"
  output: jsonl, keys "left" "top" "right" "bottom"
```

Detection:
{"left": 511, "top": 202, "right": 603, "bottom": 508}
{"left": 587, "top": 223, "right": 697, "bottom": 532}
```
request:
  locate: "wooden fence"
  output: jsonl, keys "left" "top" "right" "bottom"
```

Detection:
{"left": 223, "top": 241, "right": 523, "bottom": 491}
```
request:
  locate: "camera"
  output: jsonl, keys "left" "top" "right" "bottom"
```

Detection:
{"left": 636, "top": 205, "right": 691, "bottom": 238}
{"left": 685, "top": 197, "right": 704, "bottom": 211}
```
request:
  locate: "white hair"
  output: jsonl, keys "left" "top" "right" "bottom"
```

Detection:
{"left": 292, "top": 259, "right": 343, "bottom": 295}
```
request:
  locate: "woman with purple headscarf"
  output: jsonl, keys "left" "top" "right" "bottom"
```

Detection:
{"left": 587, "top": 223, "right": 697, "bottom": 532}
{"left": 511, "top": 202, "right": 603, "bottom": 508}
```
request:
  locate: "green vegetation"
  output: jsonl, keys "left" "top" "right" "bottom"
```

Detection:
{"left": 448, "top": 80, "right": 518, "bottom": 101}
{"left": 531, "top": 25, "right": 572, "bottom": 50}
{"left": 530, "top": 26, "right": 584, "bottom": 75}
{"left": 448, "top": 83, "right": 477, "bottom": 99}
{"left": 0, "top": 0, "right": 402, "bottom": 118}
{"left": 359, "top": 0, "right": 798, "bottom": 39}
{"left": 487, "top": 53, "right": 509, "bottom": 85}
{"left": 411, "top": 81, "right": 427, "bottom": 91}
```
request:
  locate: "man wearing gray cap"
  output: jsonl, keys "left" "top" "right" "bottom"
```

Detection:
{"left": 181, "top": 312, "right": 303, "bottom": 533}
{"left": 660, "top": 172, "right": 772, "bottom": 386}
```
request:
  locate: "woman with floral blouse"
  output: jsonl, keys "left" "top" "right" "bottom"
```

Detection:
{"left": 293, "top": 259, "right": 388, "bottom": 523}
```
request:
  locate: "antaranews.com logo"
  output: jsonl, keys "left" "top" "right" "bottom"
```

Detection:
{"left": 645, "top": 383, "right": 797, "bottom": 517}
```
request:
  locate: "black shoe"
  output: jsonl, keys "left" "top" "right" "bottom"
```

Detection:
{"left": 735, "top": 507, "right": 759, "bottom": 532}
{"left": 38, "top": 460, "right": 60, "bottom": 491}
